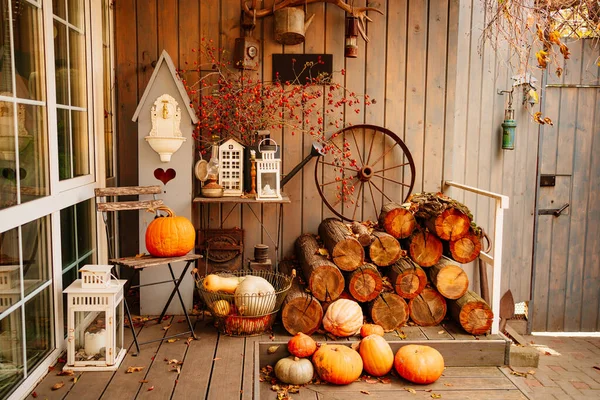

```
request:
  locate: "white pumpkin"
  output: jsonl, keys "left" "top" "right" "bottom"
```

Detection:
{"left": 323, "top": 299, "right": 363, "bottom": 337}
{"left": 275, "top": 356, "right": 314, "bottom": 385}
{"left": 234, "top": 275, "right": 276, "bottom": 316}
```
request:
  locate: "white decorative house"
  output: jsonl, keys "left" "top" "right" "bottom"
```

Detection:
{"left": 256, "top": 138, "right": 281, "bottom": 200}
{"left": 218, "top": 138, "right": 244, "bottom": 196}
{"left": 63, "top": 270, "right": 126, "bottom": 371}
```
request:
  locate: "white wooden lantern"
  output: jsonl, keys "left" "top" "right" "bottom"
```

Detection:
{"left": 256, "top": 138, "right": 282, "bottom": 200}
{"left": 63, "top": 274, "right": 127, "bottom": 371}
{"left": 80, "top": 265, "right": 112, "bottom": 288}
{"left": 218, "top": 138, "right": 244, "bottom": 196}
{"left": 0, "top": 265, "right": 19, "bottom": 289}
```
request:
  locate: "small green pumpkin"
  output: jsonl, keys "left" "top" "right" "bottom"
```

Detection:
{"left": 274, "top": 356, "right": 314, "bottom": 385}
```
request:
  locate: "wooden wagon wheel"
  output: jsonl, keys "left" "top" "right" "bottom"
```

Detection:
{"left": 314, "top": 124, "right": 415, "bottom": 222}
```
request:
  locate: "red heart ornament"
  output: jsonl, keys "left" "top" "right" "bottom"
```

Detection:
{"left": 154, "top": 168, "right": 176, "bottom": 185}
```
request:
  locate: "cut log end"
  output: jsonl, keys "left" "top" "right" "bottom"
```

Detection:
{"left": 379, "top": 203, "right": 416, "bottom": 239}
{"left": 369, "top": 231, "right": 402, "bottom": 267}
{"left": 347, "top": 264, "right": 383, "bottom": 302}
{"left": 435, "top": 208, "right": 472, "bottom": 241}
{"left": 409, "top": 231, "right": 443, "bottom": 267}
{"left": 308, "top": 265, "right": 345, "bottom": 302}
{"left": 282, "top": 297, "right": 324, "bottom": 336}
{"left": 409, "top": 288, "right": 447, "bottom": 326}
{"left": 428, "top": 260, "right": 469, "bottom": 300}
{"left": 460, "top": 305, "right": 494, "bottom": 336}
{"left": 332, "top": 238, "right": 365, "bottom": 271}
{"left": 448, "top": 231, "right": 482, "bottom": 263}
{"left": 369, "top": 293, "right": 409, "bottom": 332}
{"left": 387, "top": 258, "right": 427, "bottom": 299}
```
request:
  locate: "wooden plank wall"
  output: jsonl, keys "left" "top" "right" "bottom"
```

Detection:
{"left": 444, "top": 0, "right": 542, "bottom": 303}
{"left": 114, "top": 0, "right": 453, "bottom": 264}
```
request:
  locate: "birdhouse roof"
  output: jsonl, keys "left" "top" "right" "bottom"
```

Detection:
{"left": 132, "top": 50, "right": 198, "bottom": 123}
{"left": 219, "top": 138, "right": 244, "bottom": 149}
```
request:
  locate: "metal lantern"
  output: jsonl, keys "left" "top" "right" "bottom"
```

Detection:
{"left": 256, "top": 138, "right": 281, "bottom": 200}
{"left": 498, "top": 88, "right": 516, "bottom": 150}
{"left": 219, "top": 139, "right": 244, "bottom": 196}
{"left": 63, "top": 266, "right": 126, "bottom": 371}
{"left": 345, "top": 16, "right": 359, "bottom": 58}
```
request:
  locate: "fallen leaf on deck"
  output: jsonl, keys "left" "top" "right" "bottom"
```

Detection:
{"left": 31, "top": 391, "right": 38, "bottom": 398}
{"left": 438, "top": 330, "right": 445, "bottom": 334}
{"left": 510, "top": 371, "right": 528, "bottom": 377}
{"left": 527, "top": 370, "right": 536, "bottom": 375}
{"left": 404, "top": 387, "right": 416, "bottom": 394}
{"left": 365, "top": 377, "right": 378, "bottom": 384}
{"left": 378, "top": 377, "right": 391, "bottom": 384}
{"left": 135, "top": 253, "right": 146, "bottom": 258}
{"left": 139, "top": 380, "right": 149, "bottom": 383}
{"left": 267, "top": 345, "right": 280, "bottom": 354}
{"left": 57, "top": 357, "right": 66, "bottom": 363}
{"left": 186, "top": 337, "right": 194, "bottom": 345}
{"left": 213, "top": 357, "right": 221, "bottom": 361}
{"left": 177, "top": 319, "right": 185, "bottom": 323}
{"left": 57, "top": 370, "right": 74, "bottom": 376}
{"left": 317, "top": 248, "right": 329, "bottom": 257}
{"left": 394, "top": 330, "right": 407, "bottom": 339}
{"left": 73, "top": 376, "right": 78, "bottom": 383}
{"left": 48, "top": 366, "right": 55, "bottom": 371}
{"left": 360, "top": 390, "right": 370, "bottom": 395}
{"left": 167, "top": 359, "right": 179, "bottom": 365}
{"left": 431, "top": 394, "right": 442, "bottom": 399}
{"left": 148, "top": 386, "right": 154, "bottom": 391}
{"left": 126, "top": 366, "right": 144, "bottom": 373}
{"left": 167, "top": 338, "right": 179, "bottom": 343}
{"left": 52, "top": 382, "right": 64, "bottom": 391}
{"left": 163, "top": 325, "right": 171, "bottom": 330}
{"left": 443, "top": 383, "right": 453, "bottom": 387}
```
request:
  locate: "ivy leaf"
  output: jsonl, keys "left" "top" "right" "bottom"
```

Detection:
{"left": 548, "top": 30, "right": 561, "bottom": 45}
{"left": 536, "top": 50, "right": 549, "bottom": 69}
{"left": 559, "top": 43, "right": 570, "bottom": 60}
{"left": 533, "top": 112, "right": 545, "bottom": 125}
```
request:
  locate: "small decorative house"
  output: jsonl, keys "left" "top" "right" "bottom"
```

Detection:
{"left": 219, "top": 139, "right": 244, "bottom": 196}
{"left": 256, "top": 138, "right": 281, "bottom": 200}
{"left": 63, "top": 272, "right": 126, "bottom": 371}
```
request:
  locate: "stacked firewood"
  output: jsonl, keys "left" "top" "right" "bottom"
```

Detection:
{"left": 282, "top": 192, "right": 493, "bottom": 337}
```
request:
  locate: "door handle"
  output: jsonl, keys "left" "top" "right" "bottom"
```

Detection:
{"left": 553, "top": 203, "right": 569, "bottom": 217}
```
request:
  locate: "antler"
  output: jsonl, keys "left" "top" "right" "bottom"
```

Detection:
{"left": 242, "top": 0, "right": 383, "bottom": 41}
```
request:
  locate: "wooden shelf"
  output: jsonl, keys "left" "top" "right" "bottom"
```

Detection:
{"left": 193, "top": 193, "right": 290, "bottom": 204}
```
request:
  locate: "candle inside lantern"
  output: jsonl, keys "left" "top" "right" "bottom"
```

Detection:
{"left": 84, "top": 329, "right": 107, "bottom": 356}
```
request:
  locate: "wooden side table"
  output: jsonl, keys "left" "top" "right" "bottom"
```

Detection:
{"left": 110, "top": 253, "right": 202, "bottom": 354}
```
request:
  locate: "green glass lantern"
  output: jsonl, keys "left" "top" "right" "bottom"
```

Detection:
{"left": 502, "top": 107, "right": 517, "bottom": 150}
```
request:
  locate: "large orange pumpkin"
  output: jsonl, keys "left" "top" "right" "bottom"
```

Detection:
{"left": 394, "top": 345, "right": 445, "bottom": 384}
{"left": 312, "top": 344, "right": 363, "bottom": 385}
{"left": 288, "top": 332, "right": 317, "bottom": 358}
{"left": 359, "top": 334, "right": 394, "bottom": 376}
{"left": 145, "top": 206, "right": 195, "bottom": 257}
{"left": 322, "top": 299, "right": 363, "bottom": 337}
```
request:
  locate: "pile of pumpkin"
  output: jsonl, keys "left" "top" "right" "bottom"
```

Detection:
{"left": 274, "top": 328, "right": 444, "bottom": 387}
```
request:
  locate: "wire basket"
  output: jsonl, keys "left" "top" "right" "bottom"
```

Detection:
{"left": 196, "top": 270, "right": 293, "bottom": 336}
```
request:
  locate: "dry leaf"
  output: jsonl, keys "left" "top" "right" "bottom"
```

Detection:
{"left": 52, "top": 382, "right": 65, "bottom": 391}
{"left": 543, "top": 117, "right": 553, "bottom": 126}
{"left": 533, "top": 112, "right": 545, "bottom": 125}
{"left": 167, "top": 338, "right": 179, "bottom": 343}
{"left": 444, "top": 383, "right": 453, "bottom": 387}
{"left": 167, "top": 359, "right": 180, "bottom": 365}
{"left": 404, "top": 387, "right": 416, "bottom": 394}
{"left": 548, "top": 30, "right": 561, "bottom": 45}
{"left": 536, "top": 50, "right": 549, "bottom": 69}
{"left": 365, "top": 377, "right": 378, "bottom": 384}
{"left": 360, "top": 390, "right": 370, "bottom": 395}
{"left": 213, "top": 357, "right": 221, "bottom": 361}
{"left": 378, "top": 377, "right": 391, "bottom": 384}
{"left": 57, "top": 370, "right": 75, "bottom": 376}
{"left": 163, "top": 325, "right": 171, "bottom": 331}
{"left": 31, "top": 392, "right": 38, "bottom": 398}
{"left": 317, "top": 248, "right": 329, "bottom": 257}
{"left": 559, "top": 43, "right": 570, "bottom": 59}
{"left": 126, "top": 366, "right": 144, "bottom": 373}
{"left": 139, "top": 380, "right": 149, "bottom": 383}
{"left": 395, "top": 330, "right": 407, "bottom": 340}
{"left": 135, "top": 253, "right": 146, "bottom": 258}
{"left": 510, "top": 370, "right": 528, "bottom": 377}
{"left": 267, "top": 345, "right": 280, "bottom": 354}
{"left": 527, "top": 370, "right": 536, "bottom": 375}
{"left": 186, "top": 337, "right": 194, "bottom": 345}
{"left": 148, "top": 386, "right": 154, "bottom": 391}
{"left": 431, "top": 394, "right": 442, "bottom": 399}
{"left": 556, "top": 67, "right": 563, "bottom": 77}
{"left": 438, "top": 330, "right": 445, "bottom": 335}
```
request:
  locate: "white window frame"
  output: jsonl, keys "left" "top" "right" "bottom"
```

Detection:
{"left": 3, "top": 0, "right": 107, "bottom": 398}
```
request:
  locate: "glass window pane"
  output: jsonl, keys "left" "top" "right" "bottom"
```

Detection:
{"left": 53, "top": 22, "right": 69, "bottom": 106}
{"left": 25, "top": 286, "right": 53, "bottom": 371}
{"left": 22, "top": 216, "right": 51, "bottom": 296}
{"left": 0, "top": 0, "right": 13, "bottom": 95}
{"left": 75, "top": 200, "right": 93, "bottom": 255}
{"left": 15, "top": 1, "right": 45, "bottom": 101}
{"left": 68, "top": 30, "right": 86, "bottom": 108}
{"left": 71, "top": 110, "right": 88, "bottom": 177}
{"left": 53, "top": 0, "right": 66, "bottom": 20}
{"left": 0, "top": 101, "right": 17, "bottom": 210}
{"left": 0, "top": 225, "right": 21, "bottom": 303}
{"left": 0, "top": 307, "right": 24, "bottom": 399}
{"left": 18, "top": 104, "right": 48, "bottom": 203}
{"left": 57, "top": 108, "right": 71, "bottom": 180}
{"left": 74, "top": 310, "right": 106, "bottom": 362}
{"left": 60, "top": 205, "right": 75, "bottom": 267}
{"left": 67, "top": 0, "right": 84, "bottom": 30}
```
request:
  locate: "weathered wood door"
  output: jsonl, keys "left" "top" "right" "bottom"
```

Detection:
{"left": 531, "top": 39, "right": 600, "bottom": 332}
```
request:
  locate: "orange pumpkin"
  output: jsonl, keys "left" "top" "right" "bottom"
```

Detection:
{"left": 360, "top": 324, "right": 385, "bottom": 338}
{"left": 312, "top": 344, "right": 363, "bottom": 385}
{"left": 359, "top": 334, "right": 394, "bottom": 376}
{"left": 323, "top": 299, "right": 363, "bottom": 337}
{"left": 394, "top": 345, "right": 445, "bottom": 384}
{"left": 288, "top": 332, "right": 317, "bottom": 358}
{"left": 145, "top": 206, "right": 195, "bottom": 257}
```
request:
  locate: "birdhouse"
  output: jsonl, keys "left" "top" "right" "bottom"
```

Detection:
{"left": 219, "top": 139, "right": 245, "bottom": 196}
{"left": 256, "top": 138, "right": 281, "bottom": 200}
{"left": 63, "top": 271, "right": 126, "bottom": 371}
{"left": 0, "top": 265, "right": 19, "bottom": 290}
{"left": 132, "top": 50, "right": 197, "bottom": 316}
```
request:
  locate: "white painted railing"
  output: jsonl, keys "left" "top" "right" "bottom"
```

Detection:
{"left": 444, "top": 181, "right": 510, "bottom": 335}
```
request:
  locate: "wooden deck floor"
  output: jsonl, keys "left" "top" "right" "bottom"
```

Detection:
{"left": 30, "top": 316, "right": 524, "bottom": 400}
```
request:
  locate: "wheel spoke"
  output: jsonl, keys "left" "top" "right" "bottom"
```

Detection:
{"left": 350, "top": 128, "right": 364, "bottom": 166}
{"left": 365, "top": 128, "right": 376, "bottom": 166}
{"left": 372, "top": 162, "right": 411, "bottom": 175}
{"left": 331, "top": 177, "right": 359, "bottom": 208}
{"left": 373, "top": 174, "right": 411, "bottom": 188}
{"left": 319, "top": 180, "right": 339, "bottom": 187}
{"left": 369, "top": 180, "right": 393, "bottom": 203}
{"left": 352, "top": 182, "right": 365, "bottom": 221}
{"left": 318, "top": 159, "right": 359, "bottom": 173}
{"left": 367, "top": 181, "right": 378, "bottom": 220}
{"left": 371, "top": 142, "right": 398, "bottom": 167}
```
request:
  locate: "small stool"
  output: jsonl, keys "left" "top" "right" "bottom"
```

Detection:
{"left": 110, "top": 253, "right": 202, "bottom": 354}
